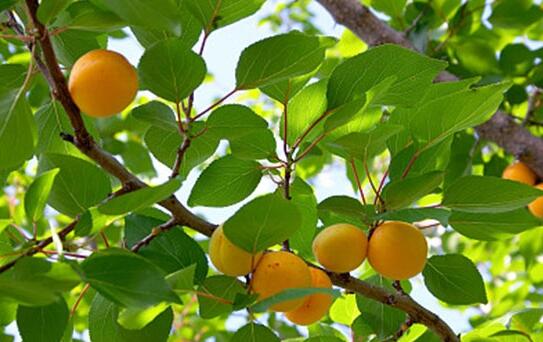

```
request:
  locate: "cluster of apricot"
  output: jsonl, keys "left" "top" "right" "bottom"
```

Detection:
{"left": 502, "top": 161, "right": 543, "bottom": 218}
{"left": 209, "top": 221, "right": 428, "bottom": 325}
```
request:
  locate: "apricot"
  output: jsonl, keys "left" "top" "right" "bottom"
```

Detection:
{"left": 367, "top": 221, "right": 428, "bottom": 280}
{"left": 251, "top": 251, "right": 311, "bottom": 312}
{"left": 528, "top": 183, "right": 543, "bottom": 218}
{"left": 502, "top": 161, "right": 537, "bottom": 185}
{"left": 208, "top": 226, "right": 262, "bottom": 277}
{"left": 312, "top": 223, "right": 368, "bottom": 273}
{"left": 285, "top": 267, "right": 333, "bottom": 325}
{"left": 68, "top": 49, "right": 138, "bottom": 118}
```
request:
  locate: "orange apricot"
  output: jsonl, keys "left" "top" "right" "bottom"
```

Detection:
{"left": 502, "top": 161, "right": 537, "bottom": 185}
{"left": 312, "top": 223, "right": 368, "bottom": 273}
{"left": 208, "top": 226, "right": 262, "bottom": 277}
{"left": 367, "top": 221, "right": 428, "bottom": 280}
{"left": 68, "top": 49, "right": 138, "bottom": 117}
{"left": 251, "top": 251, "right": 311, "bottom": 312}
{"left": 529, "top": 183, "right": 543, "bottom": 218}
{"left": 285, "top": 267, "right": 333, "bottom": 325}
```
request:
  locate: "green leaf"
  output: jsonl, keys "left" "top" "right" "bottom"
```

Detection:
{"left": 448, "top": 209, "right": 541, "bottom": 241}
{"left": 0, "top": 64, "right": 25, "bottom": 92}
{"left": 289, "top": 179, "right": 318, "bottom": 258}
{"left": 24, "top": 168, "right": 60, "bottom": 222}
{"left": 252, "top": 287, "right": 340, "bottom": 313}
{"left": 382, "top": 172, "right": 443, "bottom": 210}
{"left": 56, "top": 1, "right": 126, "bottom": 32}
{"left": 231, "top": 323, "right": 280, "bottom": 342}
{"left": 0, "top": 0, "right": 19, "bottom": 12}
{"left": 422, "top": 254, "right": 487, "bottom": 305}
{"left": 329, "top": 294, "right": 359, "bottom": 325}
{"left": 74, "top": 207, "right": 117, "bottom": 236}
{"left": 166, "top": 264, "right": 197, "bottom": 292}
{"left": 188, "top": 156, "right": 262, "bottom": 207}
{"left": 317, "top": 196, "right": 374, "bottom": 227}
{"left": 355, "top": 276, "right": 406, "bottom": 338}
{"left": 197, "top": 275, "right": 245, "bottom": 319}
{"left": 125, "top": 214, "right": 208, "bottom": 283}
{"left": 144, "top": 123, "right": 219, "bottom": 177}
{"left": 510, "top": 308, "right": 543, "bottom": 333}
{"left": 207, "top": 104, "right": 276, "bottom": 160}
{"left": 91, "top": 0, "right": 180, "bottom": 31}
{"left": 51, "top": 30, "right": 105, "bottom": 67}
{"left": 324, "top": 124, "right": 403, "bottom": 161}
{"left": 489, "top": 0, "right": 543, "bottom": 30}
{"left": 138, "top": 38, "right": 206, "bottom": 102}
{"left": 37, "top": 0, "right": 71, "bottom": 24}
{"left": 38, "top": 153, "right": 112, "bottom": 217}
{"left": 99, "top": 178, "right": 182, "bottom": 215}
{"left": 185, "top": 0, "right": 265, "bottom": 32}
{"left": 260, "top": 71, "right": 315, "bottom": 103}
{"left": 131, "top": 101, "right": 178, "bottom": 131}
{"left": 89, "top": 294, "right": 173, "bottom": 342}
{"left": 17, "top": 298, "right": 69, "bottom": 342}
{"left": 0, "top": 258, "right": 80, "bottom": 306}
{"left": 370, "top": 0, "right": 407, "bottom": 18}
{"left": 0, "top": 87, "right": 37, "bottom": 170}
{"left": 0, "top": 297, "right": 17, "bottom": 326}
{"left": 324, "top": 76, "right": 396, "bottom": 132}
{"left": 442, "top": 176, "right": 543, "bottom": 213}
{"left": 236, "top": 32, "right": 327, "bottom": 89}
{"left": 223, "top": 193, "right": 302, "bottom": 253}
{"left": 280, "top": 79, "right": 328, "bottom": 146}
{"left": 35, "top": 101, "right": 80, "bottom": 156}
{"left": 117, "top": 303, "right": 170, "bottom": 330}
{"left": 121, "top": 141, "right": 156, "bottom": 177}
{"left": 377, "top": 208, "right": 450, "bottom": 227}
{"left": 407, "top": 82, "right": 511, "bottom": 149}
{"left": 327, "top": 44, "right": 446, "bottom": 108}
{"left": 81, "top": 248, "right": 180, "bottom": 308}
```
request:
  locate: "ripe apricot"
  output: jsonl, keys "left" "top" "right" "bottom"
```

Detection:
{"left": 208, "top": 226, "right": 262, "bottom": 277}
{"left": 312, "top": 223, "right": 368, "bottom": 273}
{"left": 68, "top": 49, "right": 138, "bottom": 117}
{"left": 367, "top": 221, "right": 427, "bottom": 280}
{"left": 251, "top": 251, "right": 311, "bottom": 312}
{"left": 285, "top": 267, "right": 333, "bottom": 325}
{"left": 502, "top": 161, "right": 537, "bottom": 185}
{"left": 528, "top": 183, "right": 543, "bottom": 218}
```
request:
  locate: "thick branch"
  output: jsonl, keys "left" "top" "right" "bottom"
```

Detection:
{"left": 328, "top": 271, "right": 459, "bottom": 342}
{"left": 315, "top": 0, "right": 543, "bottom": 178}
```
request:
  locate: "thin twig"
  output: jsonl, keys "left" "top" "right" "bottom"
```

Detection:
{"left": 70, "top": 283, "right": 90, "bottom": 317}
{"left": 131, "top": 219, "right": 178, "bottom": 252}
{"left": 192, "top": 88, "right": 238, "bottom": 121}
{"left": 363, "top": 158, "right": 384, "bottom": 206}
{"left": 292, "top": 108, "right": 335, "bottom": 151}
{"left": 293, "top": 133, "right": 327, "bottom": 162}
{"left": 523, "top": 88, "right": 542, "bottom": 127}
{"left": 401, "top": 150, "right": 420, "bottom": 179}
{"left": 350, "top": 159, "right": 367, "bottom": 205}
{"left": 170, "top": 137, "right": 192, "bottom": 179}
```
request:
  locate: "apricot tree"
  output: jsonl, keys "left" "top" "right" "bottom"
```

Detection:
{"left": 1, "top": 0, "right": 542, "bottom": 341}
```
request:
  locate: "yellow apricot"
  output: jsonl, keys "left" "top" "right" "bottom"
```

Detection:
{"left": 528, "top": 183, "right": 543, "bottom": 218}
{"left": 68, "top": 49, "right": 138, "bottom": 118}
{"left": 285, "top": 267, "right": 333, "bottom": 325}
{"left": 312, "top": 223, "right": 368, "bottom": 273}
{"left": 251, "top": 251, "right": 311, "bottom": 312}
{"left": 368, "top": 221, "right": 428, "bottom": 280}
{"left": 502, "top": 162, "right": 537, "bottom": 185}
{"left": 208, "top": 226, "right": 262, "bottom": 277}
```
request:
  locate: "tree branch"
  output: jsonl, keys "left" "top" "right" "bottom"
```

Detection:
{"left": 315, "top": 0, "right": 543, "bottom": 179}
